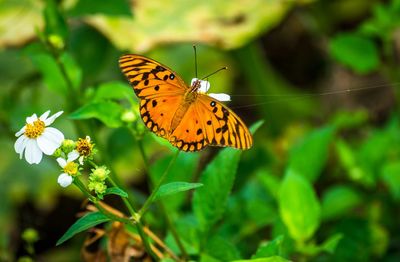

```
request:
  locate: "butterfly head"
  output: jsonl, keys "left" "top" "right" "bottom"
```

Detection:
{"left": 190, "top": 78, "right": 210, "bottom": 93}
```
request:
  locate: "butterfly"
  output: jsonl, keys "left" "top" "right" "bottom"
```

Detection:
{"left": 119, "top": 54, "right": 252, "bottom": 152}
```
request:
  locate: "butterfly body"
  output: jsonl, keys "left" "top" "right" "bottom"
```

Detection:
{"left": 119, "top": 54, "right": 252, "bottom": 152}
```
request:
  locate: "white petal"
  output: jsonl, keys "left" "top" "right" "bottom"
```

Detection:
{"left": 44, "top": 111, "right": 63, "bottom": 126}
{"left": 57, "top": 157, "right": 67, "bottom": 168}
{"left": 24, "top": 139, "right": 43, "bottom": 164}
{"left": 26, "top": 114, "right": 38, "bottom": 124}
{"left": 79, "top": 156, "right": 84, "bottom": 165}
{"left": 36, "top": 127, "right": 64, "bottom": 155}
{"left": 39, "top": 110, "right": 51, "bottom": 121}
{"left": 191, "top": 78, "right": 210, "bottom": 93}
{"left": 200, "top": 80, "right": 210, "bottom": 92}
{"left": 208, "top": 93, "right": 231, "bottom": 101}
{"left": 15, "top": 126, "right": 26, "bottom": 137}
{"left": 57, "top": 173, "right": 73, "bottom": 187}
{"left": 14, "top": 135, "right": 28, "bottom": 158}
{"left": 67, "top": 150, "right": 80, "bottom": 162}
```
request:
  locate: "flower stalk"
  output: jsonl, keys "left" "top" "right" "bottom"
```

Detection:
{"left": 138, "top": 150, "right": 180, "bottom": 217}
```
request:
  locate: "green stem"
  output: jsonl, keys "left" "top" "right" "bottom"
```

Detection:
{"left": 138, "top": 149, "right": 180, "bottom": 217}
{"left": 74, "top": 173, "right": 157, "bottom": 260}
{"left": 136, "top": 138, "right": 188, "bottom": 258}
{"left": 43, "top": 38, "right": 87, "bottom": 137}
{"left": 73, "top": 177, "right": 130, "bottom": 224}
{"left": 105, "top": 177, "right": 157, "bottom": 260}
{"left": 107, "top": 176, "right": 137, "bottom": 218}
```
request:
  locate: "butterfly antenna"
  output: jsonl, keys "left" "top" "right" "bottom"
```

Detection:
{"left": 193, "top": 44, "right": 198, "bottom": 78}
{"left": 201, "top": 67, "right": 228, "bottom": 80}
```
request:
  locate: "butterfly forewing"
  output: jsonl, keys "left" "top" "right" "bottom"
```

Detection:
{"left": 119, "top": 55, "right": 187, "bottom": 99}
{"left": 139, "top": 95, "right": 184, "bottom": 138}
{"left": 120, "top": 55, "right": 187, "bottom": 138}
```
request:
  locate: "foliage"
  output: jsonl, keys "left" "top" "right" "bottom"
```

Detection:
{"left": 1, "top": 0, "right": 400, "bottom": 261}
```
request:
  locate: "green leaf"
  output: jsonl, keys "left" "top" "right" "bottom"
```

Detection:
{"left": 0, "top": 0, "right": 43, "bottom": 46}
{"left": 70, "top": 101, "right": 124, "bottom": 128}
{"left": 288, "top": 126, "right": 335, "bottom": 182}
{"left": 93, "top": 81, "right": 134, "bottom": 103}
{"left": 330, "top": 110, "right": 369, "bottom": 130}
{"left": 104, "top": 187, "right": 128, "bottom": 198}
{"left": 242, "top": 178, "right": 277, "bottom": 227}
{"left": 154, "top": 182, "right": 203, "bottom": 201}
{"left": 297, "top": 233, "right": 343, "bottom": 256}
{"left": 61, "top": 52, "right": 82, "bottom": 90}
{"left": 257, "top": 170, "right": 280, "bottom": 200}
{"left": 278, "top": 170, "right": 321, "bottom": 241}
{"left": 232, "top": 256, "right": 291, "bottom": 262}
{"left": 204, "top": 235, "right": 241, "bottom": 260}
{"left": 84, "top": 0, "right": 298, "bottom": 51}
{"left": 252, "top": 235, "right": 284, "bottom": 258}
{"left": 164, "top": 214, "right": 200, "bottom": 256}
{"left": 68, "top": 0, "right": 132, "bottom": 17}
{"left": 329, "top": 219, "right": 371, "bottom": 261}
{"left": 160, "top": 259, "right": 176, "bottom": 262}
{"left": 25, "top": 46, "right": 81, "bottom": 95}
{"left": 151, "top": 153, "right": 200, "bottom": 212}
{"left": 24, "top": 43, "right": 66, "bottom": 95}
{"left": 329, "top": 33, "right": 379, "bottom": 74}
{"left": 320, "top": 233, "right": 343, "bottom": 254}
{"left": 56, "top": 212, "right": 110, "bottom": 246}
{"left": 200, "top": 254, "right": 222, "bottom": 262}
{"left": 192, "top": 147, "right": 242, "bottom": 234}
{"left": 381, "top": 161, "right": 400, "bottom": 200}
{"left": 249, "top": 119, "right": 265, "bottom": 134}
{"left": 192, "top": 121, "right": 262, "bottom": 235}
{"left": 321, "top": 185, "right": 362, "bottom": 220}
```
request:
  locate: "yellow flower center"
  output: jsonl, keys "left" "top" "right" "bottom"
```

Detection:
{"left": 64, "top": 162, "right": 78, "bottom": 175}
{"left": 24, "top": 120, "right": 45, "bottom": 138}
{"left": 76, "top": 137, "right": 93, "bottom": 156}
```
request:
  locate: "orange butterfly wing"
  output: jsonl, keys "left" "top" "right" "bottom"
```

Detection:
{"left": 119, "top": 55, "right": 186, "bottom": 138}
{"left": 169, "top": 96, "right": 252, "bottom": 151}
{"left": 119, "top": 54, "right": 253, "bottom": 152}
{"left": 195, "top": 95, "right": 252, "bottom": 150}
{"left": 168, "top": 103, "right": 208, "bottom": 151}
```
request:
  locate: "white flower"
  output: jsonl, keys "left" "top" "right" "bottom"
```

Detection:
{"left": 191, "top": 78, "right": 231, "bottom": 101}
{"left": 208, "top": 93, "right": 231, "bottom": 101}
{"left": 14, "top": 111, "right": 64, "bottom": 164}
{"left": 192, "top": 78, "right": 211, "bottom": 92}
{"left": 56, "top": 150, "right": 79, "bottom": 188}
{"left": 58, "top": 173, "right": 73, "bottom": 188}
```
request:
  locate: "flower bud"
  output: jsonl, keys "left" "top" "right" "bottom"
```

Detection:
{"left": 62, "top": 139, "right": 76, "bottom": 153}
{"left": 90, "top": 166, "right": 110, "bottom": 181}
{"left": 48, "top": 34, "right": 65, "bottom": 51}
{"left": 22, "top": 228, "right": 39, "bottom": 243}
{"left": 121, "top": 110, "right": 137, "bottom": 123}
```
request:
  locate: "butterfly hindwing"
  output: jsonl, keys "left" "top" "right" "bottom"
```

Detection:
{"left": 196, "top": 95, "right": 253, "bottom": 150}
{"left": 139, "top": 95, "right": 184, "bottom": 139}
{"left": 168, "top": 103, "right": 208, "bottom": 152}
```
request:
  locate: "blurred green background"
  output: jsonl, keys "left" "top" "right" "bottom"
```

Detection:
{"left": 1, "top": 0, "right": 400, "bottom": 261}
